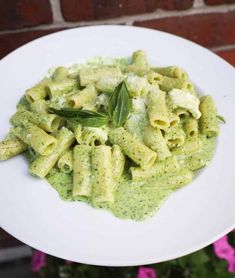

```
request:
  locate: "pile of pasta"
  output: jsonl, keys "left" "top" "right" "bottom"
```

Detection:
{"left": 0, "top": 50, "right": 220, "bottom": 206}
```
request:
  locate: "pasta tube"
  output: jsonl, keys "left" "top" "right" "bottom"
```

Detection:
{"left": 199, "top": 95, "right": 219, "bottom": 137}
{"left": 81, "top": 127, "right": 108, "bottom": 146}
{"left": 46, "top": 78, "right": 77, "bottom": 99}
{"left": 95, "top": 75, "right": 123, "bottom": 93}
{"left": 25, "top": 78, "right": 51, "bottom": 103}
{"left": 53, "top": 67, "right": 69, "bottom": 80}
{"left": 30, "top": 99, "right": 49, "bottom": 114}
{"left": 184, "top": 117, "right": 198, "bottom": 137}
{"left": 159, "top": 76, "right": 194, "bottom": 92}
{"left": 172, "top": 136, "right": 203, "bottom": 155}
{"left": 153, "top": 66, "right": 188, "bottom": 80}
{"left": 143, "top": 125, "right": 171, "bottom": 160}
{"left": 169, "top": 89, "right": 201, "bottom": 119}
{"left": 0, "top": 138, "right": 27, "bottom": 160}
{"left": 57, "top": 149, "right": 73, "bottom": 174}
{"left": 162, "top": 168, "right": 193, "bottom": 190}
{"left": 112, "top": 144, "right": 125, "bottom": 179}
{"left": 79, "top": 66, "right": 122, "bottom": 86}
{"left": 147, "top": 89, "right": 170, "bottom": 129}
{"left": 66, "top": 84, "right": 97, "bottom": 109}
{"left": 11, "top": 110, "right": 61, "bottom": 132}
{"left": 73, "top": 145, "right": 92, "bottom": 198}
{"left": 174, "top": 108, "right": 190, "bottom": 120}
{"left": 168, "top": 112, "right": 180, "bottom": 127}
{"left": 109, "top": 127, "right": 157, "bottom": 168}
{"left": 125, "top": 73, "right": 150, "bottom": 97}
{"left": 67, "top": 120, "right": 82, "bottom": 143}
{"left": 126, "top": 50, "right": 149, "bottom": 76}
{"left": 130, "top": 157, "right": 179, "bottom": 181}
{"left": 146, "top": 71, "right": 163, "bottom": 85}
{"left": 164, "top": 127, "right": 186, "bottom": 149}
{"left": 91, "top": 145, "right": 114, "bottom": 204}
{"left": 12, "top": 120, "right": 57, "bottom": 156}
{"left": 29, "top": 127, "right": 75, "bottom": 178}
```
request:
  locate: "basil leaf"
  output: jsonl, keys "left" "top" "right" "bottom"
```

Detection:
{"left": 73, "top": 117, "right": 108, "bottom": 127}
{"left": 49, "top": 108, "right": 108, "bottom": 127}
{"left": 216, "top": 115, "right": 226, "bottom": 124}
{"left": 108, "top": 81, "right": 130, "bottom": 127}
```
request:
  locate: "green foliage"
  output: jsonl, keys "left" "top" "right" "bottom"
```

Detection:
{"left": 36, "top": 233, "right": 235, "bottom": 278}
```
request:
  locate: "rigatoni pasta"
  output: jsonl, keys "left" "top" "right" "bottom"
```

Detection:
{"left": 143, "top": 125, "right": 171, "bottom": 160}
{"left": 91, "top": 145, "right": 114, "bottom": 205}
{"left": 12, "top": 120, "right": 58, "bottom": 156}
{"left": 11, "top": 110, "right": 61, "bottom": 132}
{"left": 112, "top": 144, "right": 125, "bottom": 179}
{"left": 159, "top": 76, "right": 194, "bottom": 92}
{"left": 30, "top": 99, "right": 49, "bottom": 114}
{"left": 46, "top": 78, "right": 77, "bottom": 99}
{"left": 199, "top": 95, "right": 219, "bottom": 137}
{"left": 0, "top": 138, "right": 27, "bottom": 160}
{"left": 73, "top": 145, "right": 92, "bottom": 198}
{"left": 0, "top": 50, "right": 222, "bottom": 221}
{"left": 184, "top": 117, "right": 198, "bottom": 137}
{"left": 130, "top": 157, "right": 179, "bottom": 181}
{"left": 29, "top": 127, "right": 74, "bottom": 178}
{"left": 153, "top": 66, "right": 188, "bottom": 80}
{"left": 147, "top": 89, "right": 170, "bottom": 129}
{"left": 25, "top": 78, "right": 51, "bottom": 103}
{"left": 66, "top": 84, "right": 97, "bottom": 109}
{"left": 109, "top": 127, "right": 157, "bottom": 169}
{"left": 58, "top": 149, "right": 73, "bottom": 174}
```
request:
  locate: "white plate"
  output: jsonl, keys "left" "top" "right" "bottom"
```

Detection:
{"left": 0, "top": 26, "right": 235, "bottom": 266}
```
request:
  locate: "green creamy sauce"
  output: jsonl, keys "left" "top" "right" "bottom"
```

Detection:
{"left": 15, "top": 57, "right": 217, "bottom": 221}
{"left": 174, "top": 135, "right": 216, "bottom": 171}
{"left": 111, "top": 176, "right": 173, "bottom": 220}
{"left": 44, "top": 136, "right": 216, "bottom": 221}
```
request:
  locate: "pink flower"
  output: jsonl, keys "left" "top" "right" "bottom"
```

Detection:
{"left": 137, "top": 266, "right": 157, "bottom": 278}
{"left": 31, "top": 250, "right": 46, "bottom": 272}
{"left": 213, "top": 234, "right": 235, "bottom": 273}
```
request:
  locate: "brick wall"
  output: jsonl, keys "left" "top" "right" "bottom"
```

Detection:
{"left": 0, "top": 0, "right": 235, "bottom": 65}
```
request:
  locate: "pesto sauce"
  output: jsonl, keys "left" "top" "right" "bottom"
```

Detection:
{"left": 174, "top": 135, "right": 216, "bottom": 171}
{"left": 44, "top": 135, "right": 216, "bottom": 221}
{"left": 47, "top": 168, "right": 73, "bottom": 201}
{"left": 16, "top": 82, "right": 217, "bottom": 221}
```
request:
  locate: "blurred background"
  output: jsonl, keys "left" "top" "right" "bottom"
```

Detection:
{"left": 0, "top": 0, "right": 235, "bottom": 65}
{"left": 0, "top": 0, "right": 235, "bottom": 277}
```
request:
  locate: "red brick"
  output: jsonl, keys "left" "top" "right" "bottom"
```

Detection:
{"left": 0, "top": 0, "right": 52, "bottom": 31}
{"left": 156, "top": 0, "right": 194, "bottom": 10}
{"left": 205, "top": 0, "right": 235, "bottom": 5}
{"left": 0, "top": 29, "right": 64, "bottom": 59}
{"left": 60, "top": 0, "right": 194, "bottom": 22}
{"left": 60, "top": 0, "right": 93, "bottom": 21}
{"left": 135, "top": 12, "right": 235, "bottom": 48}
{"left": 216, "top": 48, "right": 235, "bottom": 66}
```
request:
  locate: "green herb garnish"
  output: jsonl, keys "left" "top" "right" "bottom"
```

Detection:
{"left": 49, "top": 81, "right": 130, "bottom": 128}
{"left": 108, "top": 81, "right": 130, "bottom": 127}
{"left": 49, "top": 108, "right": 108, "bottom": 127}
{"left": 216, "top": 115, "right": 226, "bottom": 124}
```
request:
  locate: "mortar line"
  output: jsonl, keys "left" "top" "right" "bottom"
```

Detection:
{"left": 49, "top": 0, "right": 64, "bottom": 23}
{"left": 211, "top": 44, "right": 235, "bottom": 52}
{"left": 193, "top": 0, "right": 205, "bottom": 8}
